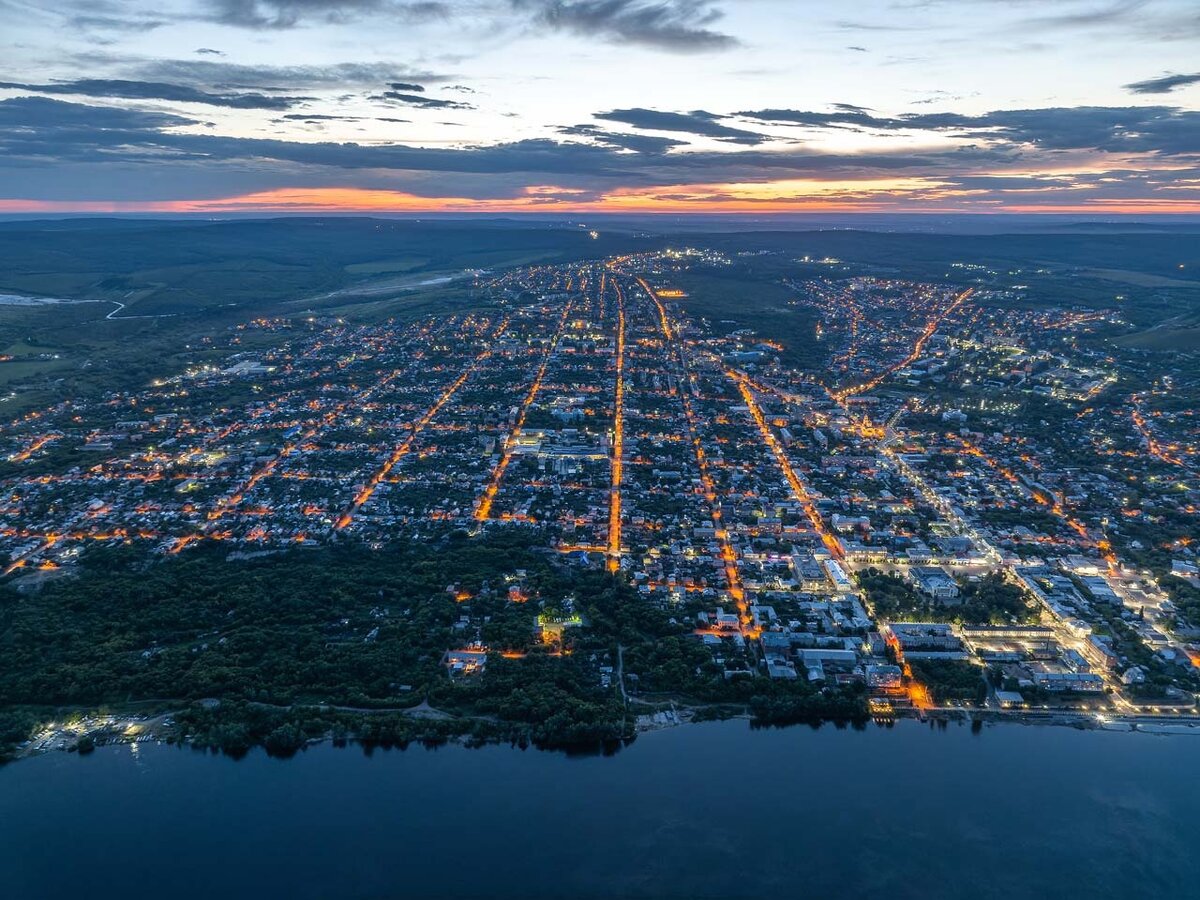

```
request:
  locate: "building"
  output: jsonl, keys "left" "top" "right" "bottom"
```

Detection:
{"left": 995, "top": 690, "right": 1027, "bottom": 709}
{"left": 910, "top": 566, "right": 960, "bottom": 602}
{"left": 865, "top": 664, "right": 903, "bottom": 691}
{"left": 885, "top": 622, "right": 968, "bottom": 660}
{"left": 444, "top": 648, "right": 488, "bottom": 676}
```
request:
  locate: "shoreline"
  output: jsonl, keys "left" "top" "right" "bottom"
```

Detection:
{"left": 8, "top": 699, "right": 1199, "bottom": 767}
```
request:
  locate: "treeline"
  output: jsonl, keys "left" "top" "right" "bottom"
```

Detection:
{"left": 0, "top": 532, "right": 544, "bottom": 714}
{"left": 748, "top": 682, "right": 869, "bottom": 726}
{"left": 909, "top": 659, "right": 987, "bottom": 704}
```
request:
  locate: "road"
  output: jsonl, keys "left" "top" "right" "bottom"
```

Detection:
{"left": 475, "top": 300, "right": 575, "bottom": 522}
{"left": 607, "top": 276, "right": 627, "bottom": 572}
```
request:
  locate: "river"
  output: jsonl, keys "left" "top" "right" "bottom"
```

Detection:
{"left": 2, "top": 720, "right": 1196, "bottom": 899}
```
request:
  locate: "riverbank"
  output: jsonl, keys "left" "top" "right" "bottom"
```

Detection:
{"left": 7, "top": 693, "right": 1199, "bottom": 770}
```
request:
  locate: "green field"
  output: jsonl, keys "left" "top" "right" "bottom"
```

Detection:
{"left": 0, "top": 218, "right": 662, "bottom": 412}
{"left": 666, "top": 266, "right": 820, "bottom": 367}
{"left": 0, "top": 218, "right": 655, "bottom": 316}
{"left": 1117, "top": 326, "right": 1200, "bottom": 351}
{"left": 1, "top": 218, "right": 1196, "bottom": 412}
{"left": 344, "top": 256, "right": 431, "bottom": 275}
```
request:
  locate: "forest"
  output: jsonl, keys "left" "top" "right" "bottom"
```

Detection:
{"left": 0, "top": 529, "right": 867, "bottom": 759}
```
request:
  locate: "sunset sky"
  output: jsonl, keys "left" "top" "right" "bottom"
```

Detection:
{"left": 2, "top": 0, "right": 1200, "bottom": 214}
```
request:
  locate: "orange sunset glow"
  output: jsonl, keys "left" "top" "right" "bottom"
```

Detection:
{"left": 4, "top": 184, "right": 1199, "bottom": 216}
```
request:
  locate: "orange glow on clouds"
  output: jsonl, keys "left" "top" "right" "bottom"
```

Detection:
{"left": 1, "top": 182, "right": 1199, "bottom": 215}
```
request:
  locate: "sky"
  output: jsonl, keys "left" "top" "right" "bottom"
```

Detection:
{"left": 1, "top": 0, "right": 1200, "bottom": 214}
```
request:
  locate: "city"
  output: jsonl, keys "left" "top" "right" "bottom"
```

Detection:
{"left": 3, "top": 249, "right": 1196, "bottom": 748}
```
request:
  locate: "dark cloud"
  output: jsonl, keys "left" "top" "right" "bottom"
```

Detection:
{"left": 389, "top": 82, "right": 425, "bottom": 92}
{"left": 739, "top": 104, "right": 1200, "bottom": 156}
{"left": 196, "top": 48, "right": 226, "bottom": 56}
{"left": 1124, "top": 72, "right": 1200, "bottom": 95}
{"left": 203, "top": 0, "right": 449, "bottom": 29}
{"left": 945, "top": 106, "right": 1200, "bottom": 156}
{"left": 736, "top": 106, "right": 897, "bottom": 131}
{"left": 379, "top": 91, "right": 473, "bottom": 109}
{"left": 558, "top": 123, "right": 687, "bottom": 154}
{"left": 280, "top": 113, "right": 365, "bottom": 121}
{"left": 0, "top": 78, "right": 310, "bottom": 110}
{"left": 594, "top": 107, "right": 766, "bottom": 144}
{"left": 0, "top": 96, "right": 196, "bottom": 132}
{"left": 510, "top": 0, "right": 737, "bottom": 52}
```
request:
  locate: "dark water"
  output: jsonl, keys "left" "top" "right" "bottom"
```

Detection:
{"left": 2, "top": 720, "right": 1196, "bottom": 900}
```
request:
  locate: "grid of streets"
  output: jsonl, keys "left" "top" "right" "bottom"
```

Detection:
{"left": 2, "top": 252, "right": 1198, "bottom": 722}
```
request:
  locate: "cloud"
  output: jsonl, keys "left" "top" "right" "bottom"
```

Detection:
{"left": 940, "top": 173, "right": 1081, "bottom": 191}
{"left": 280, "top": 113, "right": 366, "bottom": 121}
{"left": 509, "top": 0, "right": 737, "bottom": 52}
{"left": 739, "top": 104, "right": 1200, "bottom": 156}
{"left": 0, "top": 96, "right": 196, "bottom": 131}
{"left": 947, "top": 106, "right": 1200, "bottom": 156}
{"left": 120, "top": 58, "right": 451, "bottom": 92}
{"left": 1124, "top": 72, "right": 1200, "bottom": 95}
{"left": 594, "top": 107, "right": 767, "bottom": 144}
{"left": 0, "top": 78, "right": 310, "bottom": 110}
{"left": 832, "top": 18, "right": 922, "bottom": 33}
{"left": 558, "top": 123, "right": 687, "bottom": 153}
{"left": 0, "top": 94, "right": 991, "bottom": 180}
{"left": 69, "top": 15, "right": 167, "bottom": 33}
{"left": 203, "top": 0, "right": 449, "bottom": 29}
{"left": 378, "top": 91, "right": 473, "bottom": 109}
{"left": 736, "top": 106, "right": 897, "bottom": 131}
{"left": 3, "top": 2, "right": 1199, "bottom": 213}
{"left": 0, "top": 95, "right": 1196, "bottom": 212}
